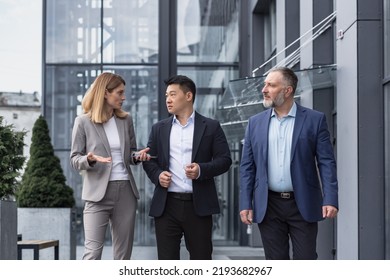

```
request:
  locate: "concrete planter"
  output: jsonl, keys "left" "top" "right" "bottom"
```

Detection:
{"left": 0, "top": 200, "right": 17, "bottom": 260}
{"left": 18, "top": 207, "right": 76, "bottom": 260}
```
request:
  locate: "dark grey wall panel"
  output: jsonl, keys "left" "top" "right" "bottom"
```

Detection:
{"left": 314, "top": 87, "right": 336, "bottom": 259}
{"left": 313, "top": 0, "right": 334, "bottom": 66}
{"left": 239, "top": 0, "right": 251, "bottom": 77}
{"left": 285, "top": 0, "right": 300, "bottom": 70}
{"left": 357, "top": 18, "right": 385, "bottom": 259}
{"left": 357, "top": 0, "right": 382, "bottom": 19}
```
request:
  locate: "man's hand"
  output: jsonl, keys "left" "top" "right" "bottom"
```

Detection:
{"left": 184, "top": 163, "right": 200, "bottom": 179}
{"left": 322, "top": 205, "right": 338, "bottom": 219}
{"left": 159, "top": 171, "right": 172, "bottom": 188}
{"left": 240, "top": 209, "right": 253, "bottom": 225}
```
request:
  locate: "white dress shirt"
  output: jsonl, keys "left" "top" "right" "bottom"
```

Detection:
{"left": 168, "top": 111, "right": 195, "bottom": 193}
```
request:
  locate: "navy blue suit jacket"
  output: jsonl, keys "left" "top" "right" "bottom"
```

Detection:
{"left": 143, "top": 112, "right": 232, "bottom": 217}
{"left": 240, "top": 103, "right": 338, "bottom": 223}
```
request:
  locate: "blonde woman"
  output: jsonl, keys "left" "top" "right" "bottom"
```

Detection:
{"left": 70, "top": 72, "right": 149, "bottom": 260}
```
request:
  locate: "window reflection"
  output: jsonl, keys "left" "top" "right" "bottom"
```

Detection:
{"left": 177, "top": 0, "right": 239, "bottom": 63}
{"left": 176, "top": 0, "right": 240, "bottom": 243}
{"left": 46, "top": 0, "right": 158, "bottom": 64}
{"left": 103, "top": 0, "right": 158, "bottom": 63}
{"left": 46, "top": 0, "right": 102, "bottom": 63}
{"left": 45, "top": 0, "right": 240, "bottom": 246}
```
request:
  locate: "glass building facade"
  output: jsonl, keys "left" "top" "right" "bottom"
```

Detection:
{"left": 43, "top": 0, "right": 239, "bottom": 245}
{"left": 43, "top": 0, "right": 390, "bottom": 258}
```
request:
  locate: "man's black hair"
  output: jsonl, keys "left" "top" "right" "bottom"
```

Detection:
{"left": 164, "top": 75, "right": 196, "bottom": 102}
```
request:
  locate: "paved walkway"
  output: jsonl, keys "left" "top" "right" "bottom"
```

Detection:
{"left": 77, "top": 245, "right": 265, "bottom": 260}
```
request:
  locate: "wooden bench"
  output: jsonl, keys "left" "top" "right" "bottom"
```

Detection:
{"left": 17, "top": 239, "right": 59, "bottom": 260}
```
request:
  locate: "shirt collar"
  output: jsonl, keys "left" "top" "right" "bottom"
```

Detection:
{"left": 271, "top": 102, "right": 297, "bottom": 118}
{"left": 172, "top": 110, "right": 195, "bottom": 126}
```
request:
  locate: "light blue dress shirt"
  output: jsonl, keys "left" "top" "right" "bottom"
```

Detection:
{"left": 168, "top": 111, "right": 195, "bottom": 193}
{"left": 267, "top": 102, "right": 296, "bottom": 192}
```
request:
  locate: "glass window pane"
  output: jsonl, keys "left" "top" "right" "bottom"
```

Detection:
{"left": 45, "top": 66, "right": 100, "bottom": 245}
{"left": 102, "top": 66, "right": 158, "bottom": 147}
{"left": 46, "top": 0, "right": 102, "bottom": 63}
{"left": 45, "top": 66, "right": 158, "bottom": 151}
{"left": 46, "top": 65, "right": 158, "bottom": 245}
{"left": 45, "top": 66, "right": 100, "bottom": 150}
{"left": 177, "top": 66, "right": 239, "bottom": 241}
{"left": 102, "top": 0, "right": 158, "bottom": 63}
{"left": 177, "top": 0, "right": 239, "bottom": 63}
{"left": 177, "top": 67, "right": 239, "bottom": 118}
{"left": 102, "top": 65, "right": 158, "bottom": 245}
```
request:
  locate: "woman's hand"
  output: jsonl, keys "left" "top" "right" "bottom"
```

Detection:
{"left": 87, "top": 152, "right": 112, "bottom": 163}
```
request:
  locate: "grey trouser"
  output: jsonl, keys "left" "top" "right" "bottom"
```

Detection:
{"left": 82, "top": 180, "right": 137, "bottom": 260}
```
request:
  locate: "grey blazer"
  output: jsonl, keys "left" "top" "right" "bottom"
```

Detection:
{"left": 70, "top": 114, "right": 140, "bottom": 202}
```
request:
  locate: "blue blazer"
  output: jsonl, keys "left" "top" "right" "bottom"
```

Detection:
{"left": 239, "top": 103, "right": 338, "bottom": 223}
{"left": 143, "top": 112, "right": 232, "bottom": 217}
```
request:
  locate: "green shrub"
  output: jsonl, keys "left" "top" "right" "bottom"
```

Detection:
{"left": 0, "top": 116, "right": 26, "bottom": 200}
{"left": 17, "top": 115, "right": 75, "bottom": 207}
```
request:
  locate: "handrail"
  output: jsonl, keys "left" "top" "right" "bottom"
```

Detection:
{"left": 251, "top": 11, "right": 337, "bottom": 77}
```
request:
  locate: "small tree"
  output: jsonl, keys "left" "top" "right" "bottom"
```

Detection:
{"left": 0, "top": 116, "right": 26, "bottom": 200}
{"left": 17, "top": 115, "right": 75, "bottom": 207}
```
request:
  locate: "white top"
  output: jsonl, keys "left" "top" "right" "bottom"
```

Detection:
{"left": 103, "top": 116, "right": 129, "bottom": 181}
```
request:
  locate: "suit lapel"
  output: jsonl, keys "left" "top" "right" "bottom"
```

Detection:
{"left": 93, "top": 122, "right": 111, "bottom": 156}
{"left": 259, "top": 110, "right": 272, "bottom": 161}
{"left": 192, "top": 112, "right": 206, "bottom": 162}
{"left": 115, "top": 116, "right": 125, "bottom": 157}
{"left": 291, "top": 104, "right": 306, "bottom": 160}
{"left": 161, "top": 117, "right": 173, "bottom": 163}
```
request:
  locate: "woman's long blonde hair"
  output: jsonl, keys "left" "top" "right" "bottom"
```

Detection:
{"left": 82, "top": 72, "right": 128, "bottom": 123}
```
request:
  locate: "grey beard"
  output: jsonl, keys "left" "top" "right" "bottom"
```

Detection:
{"left": 263, "top": 93, "right": 285, "bottom": 108}
{"left": 263, "top": 99, "right": 274, "bottom": 108}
